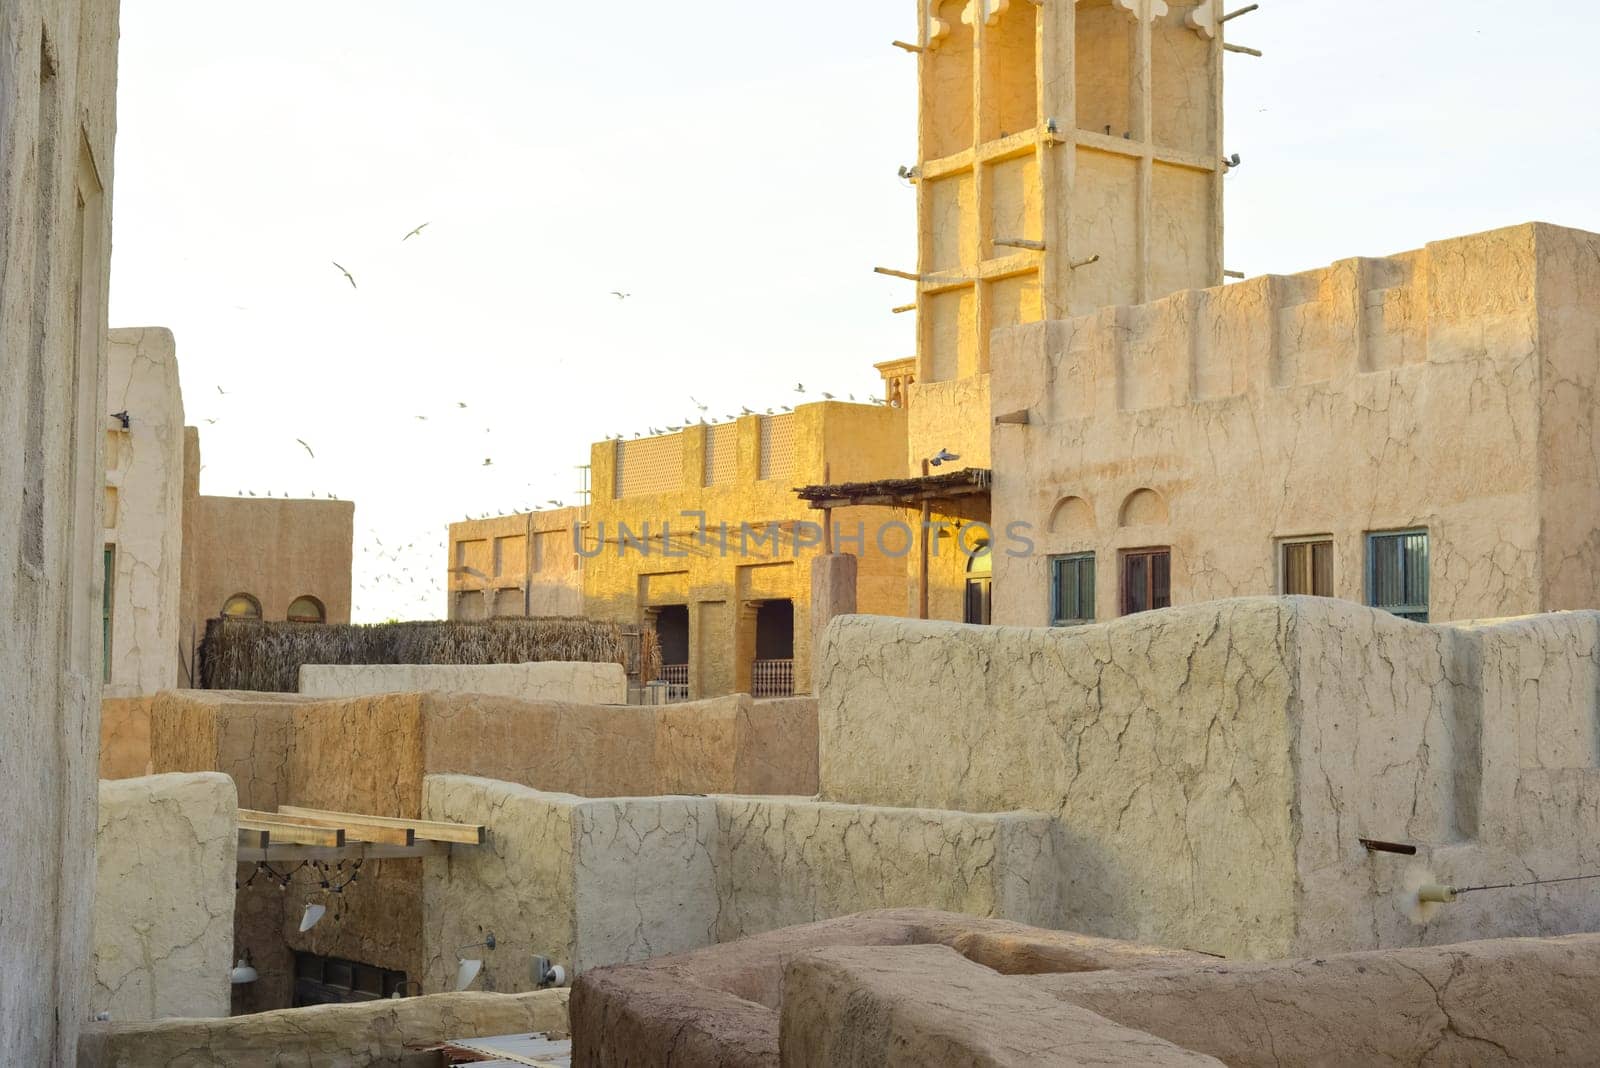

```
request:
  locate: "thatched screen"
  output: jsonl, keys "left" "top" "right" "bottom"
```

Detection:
{"left": 199, "top": 616, "right": 660, "bottom": 694}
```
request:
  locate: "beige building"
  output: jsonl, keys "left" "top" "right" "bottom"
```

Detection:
{"left": 104, "top": 328, "right": 185, "bottom": 696}
{"left": 179, "top": 438, "right": 355, "bottom": 678}
{"left": 991, "top": 222, "right": 1600, "bottom": 627}
{"left": 99, "top": 329, "right": 355, "bottom": 691}
{"left": 1, "top": 1, "right": 120, "bottom": 1062}
{"left": 447, "top": 508, "right": 584, "bottom": 621}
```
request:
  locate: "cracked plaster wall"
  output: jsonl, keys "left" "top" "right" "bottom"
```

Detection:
{"left": 989, "top": 223, "right": 1600, "bottom": 629}
{"left": 139, "top": 688, "right": 813, "bottom": 1006}
{"left": 819, "top": 598, "right": 1600, "bottom": 959}
{"left": 0, "top": 2, "right": 120, "bottom": 1062}
{"left": 92, "top": 773, "right": 236, "bottom": 1022}
{"left": 298, "top": 660, "right": 627, "bottom": 706}
{"left": 79, "top": 987, "right": 568, "bottom": 1068}
{"left": 104, "top": 328, "right": 183, "bottom": 697}
{"left": 713, "top": 798, "right": 1064, "bottom": 943}
{"left": 421, "top": 775, "right": 719, "bottom": 989}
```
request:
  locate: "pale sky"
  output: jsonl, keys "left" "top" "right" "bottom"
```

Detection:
{"left": 108, "top": 2, "right": 1600, "bottom": 623}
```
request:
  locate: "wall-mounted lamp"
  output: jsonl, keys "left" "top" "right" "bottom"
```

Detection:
{"left": 299, "top": 903, "right": 327, "bottom": 932}
{"left": 229, "top": 951, "right": 258, "bottom": 985}
{"left": 455, "top": 932, "right": 497, "bottom": 991}
{"left": 110, "top": 410, "right": 131, "bottom": 430}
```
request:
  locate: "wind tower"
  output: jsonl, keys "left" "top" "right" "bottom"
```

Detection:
{"left": 905, "top": 0, "right": 1228, "bottom": 390}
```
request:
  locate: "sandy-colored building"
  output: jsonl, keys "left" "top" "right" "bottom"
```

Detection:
{"left": 1, "top": 1, "right": 120, "bottom": 1062}
{"left": 178, "top": 433, "right": 355, "bottom": 678}
{"left": 447, "top": 508, "right": 584, "bottom": 621}
{"left": 104, "top": 328, "right": 185, "bottom": 696}
{"left": 98, "top": 329, "right": 355, "bottom": 690}
{"left": 991, "top": 222, "right": 1600, "bottom": 627}
{"left": 583, "top": 404, "right": 904, "bottom": 699}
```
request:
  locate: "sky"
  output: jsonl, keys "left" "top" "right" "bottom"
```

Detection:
{"left": 108, "top": 2, "right": 1600, "bottom": 623}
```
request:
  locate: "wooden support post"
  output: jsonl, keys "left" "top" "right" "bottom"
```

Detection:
{"left": 918, "top": 459, "right": 931, "bottom": 619}
{"left": 874, "top": 267, "right": 922, "bottom": 282}
{"left": 994, "top": 236, "right": 1046, "bottom": 251}
{"left": 892, "top": 40, "right": 925, "bottom": 53}
{"left": 1223, "top": 42, "right": 1263, "bottom": 56}
{"left": 275, "top": 806, "right": 485, "bottom": 845}
{"left": 1069, "top": 254, "right": 1101, "bottom": 270}
{"left": 1221, "top": 3, "right": 1260, "bottom": 22}
{"left": 892, "top": 303, "right": 917, "bottom": 314}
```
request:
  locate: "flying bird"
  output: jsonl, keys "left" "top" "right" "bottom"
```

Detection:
{"left": 610, "top": 291, "right": 631, "bottom": 301}
{"left": 456, "top": 402, "right": 467, "bottom": 409}
{"left": 204, "top": 418, "right": 219, "bottom": 425}
{"left": 296, "top": 439, "right": 315, "bottom": 459}
{"left": 332, "top": 261, "right": 357, "bottom": 289}
{"left": 415, "top": 415, "right": 428, "bottom": 421}
{"left": 402, "top": 222, "right": 430, "bottom": 241}
{"left": 795, "top": 383, "right": 805, "bottom": 393}
{"left": 216, "top": 385, "right": 228, "bottom": 396}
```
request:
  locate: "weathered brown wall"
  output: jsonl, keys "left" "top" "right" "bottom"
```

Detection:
{"left": 142, "top": 688, "right": 819, "bottom": 1009}
{"left": 98, "top": 697, "right": 153, "bottom": 779}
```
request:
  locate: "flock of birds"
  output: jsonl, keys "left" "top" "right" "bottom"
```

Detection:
{"left": 599, "top": 383, "right": 893, "bottom": 441}
{"left": 193, "top": 220, "right": 888, "bottom": 617}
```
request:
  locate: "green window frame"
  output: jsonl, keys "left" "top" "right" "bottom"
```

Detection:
{"left": 1050, "top": 553, "right": 1095, "bottom": 626}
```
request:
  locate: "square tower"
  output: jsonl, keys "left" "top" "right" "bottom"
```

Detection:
{"left": 912, "top": 0, "right": 1225, "bottom": 385}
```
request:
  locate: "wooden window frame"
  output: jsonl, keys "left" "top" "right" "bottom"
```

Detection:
{"left": 1119, "top": 546, "right": 1172, "bottom": 617}
{"left": 1049, "top": 552, "right": 1096, "bottom": 627}
{"left": 1279, "top": 536, "right": 1334, "bottom": 598}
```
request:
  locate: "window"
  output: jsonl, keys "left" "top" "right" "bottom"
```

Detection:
{"left": 222, "top": 593, "right": 262, "bottom": 620}
{"left": 1120, "top": 548, "right": 1171, "bottom": 616}
{"left": 964, "top": 544, "right": 992, "bottom": 625}
{"left": 1050, "top": 553, "right": 1095, "bottom": 626}
{"left": 287, "top": 596, "right": 326, "bottom": 624}
{"left": 1368, "top": 530, "right": 1429, "bottom": 622}
{"left": 102, "top": 546, "right": 114, "bottom": 682}
{"left": 1281, "top": 538, "right": 1333, "bottom": 597}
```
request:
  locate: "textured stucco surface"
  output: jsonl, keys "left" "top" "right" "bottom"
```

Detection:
{"left": 1031, "top": 933, "right": 1600, "bottom": 1067}
{"left": 79, "top": 988, "right": 568, "bottom": 1068}
{"left": 298, "top": 660, "right": 627, "bottom": 705}
{"left": 99, "top": 696, "right": 153, "bottom": 779}
{"left": 781, "top": 945, "right": 1220, "bottom": 1068}
{"left": 422, "top": 776, "right": 719, "bottom": 988}
{"left": 93, "top": 773, "right": 236, "bottom": 1022}
{"left": 0, "top": 2, "right": 120, "bottom": 1062}
{"left": 570, "top": 909, "right": 1206, "bottom": 1067}
{"left": 581, "top": 402, "right": 909, "bottom": 697}
{"left": 991, "top": 223, "right": 1600, "bottom": 628}
{"left": 139, "top": 688, "right": 815, "bottom": 1008}
{"left": 713, "top": 798, "right": 1064, "bottom": 942}
{"left": 819, "top": 599, "right": 1600, "bottom": 959}
{"left": 104, "top": 328, "right": 184, "bottom": 697}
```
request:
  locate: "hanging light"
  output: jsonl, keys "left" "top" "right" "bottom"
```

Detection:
{"left": 299, "top": 903, "right": 327, "bottom": 932}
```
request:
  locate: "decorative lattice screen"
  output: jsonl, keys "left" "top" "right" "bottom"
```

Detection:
{"left": 704, "top": 424, "right": 738, "bottom": 486}
{"left": 759, "top": 414, "right": 796, "bottom": 481}
{"left": 615, "top": 434, "right": 685, "bottom": 498}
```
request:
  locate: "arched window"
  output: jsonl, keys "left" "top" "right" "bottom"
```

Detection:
{"left": 964, "top": 543, "right": 992, "bottom": 625}
{"left": 222, "top": 593, "right": 262, "bottom": 620}
{"left": 287, "top": 596, "right": 326, "bottom": 624}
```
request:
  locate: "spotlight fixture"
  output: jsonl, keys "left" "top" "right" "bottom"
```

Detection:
{"left": 230, "top": 952, "right": 258, "bottom": 985}
{"left": 531, "top": 955, "right": 568, "bottom": 990}
{"left": 455, "top": 932, "right": 497, "bottom": 991}
{"left": 299, "top": 903, "right": 327, "bottom": 932}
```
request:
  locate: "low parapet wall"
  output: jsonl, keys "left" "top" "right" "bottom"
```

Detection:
{"left": 298, "top": 661, "right": 627, "bottom": 705}
{"left": 79, "top": 988, "right": 568, "bottom": 1068}
{"left": 93, "top": 774, "right": 236, "bottom": 1022}
{"left": 819, "top": 598, "right": 1600, "bottom": 959}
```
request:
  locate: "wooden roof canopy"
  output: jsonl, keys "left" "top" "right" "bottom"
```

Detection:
{"left": 236, "top": 806, "right": 484, "bottom": 862}
{"left": 793, "top": 467, "right": 992, "bottom": 510}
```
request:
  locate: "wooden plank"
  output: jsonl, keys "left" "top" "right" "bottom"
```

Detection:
{"left": 238, "top": 817, "right": 343, "bottom": 848}
{"left": 242, "top": 808, "right": 412, "bottom": 846}
{"left": 238, "top": 841, "right": 452, "bottom": 864}
{"left": 277, "top": 806, "right": 484, "bottom": 845}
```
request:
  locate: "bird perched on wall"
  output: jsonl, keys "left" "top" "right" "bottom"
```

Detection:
{"left": 547, "top": 499, "right": 563, "bottom": 508}
{"left": 296, "top": 438, "right": 315, "bottom": 459}
{"left": 741, "top": 406, "right": 754, "bottom": 415}
{"left": 482, "top": 458, "right": 493, "bottom": 467}
{"left": 332, "top": 261, "right": 357, "bottom": 289}
{"left": 402, "top": 222, "right": 430, "bottom": 241}
{"left": 821, "top": 392, "right": 835, "bottom": 400}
